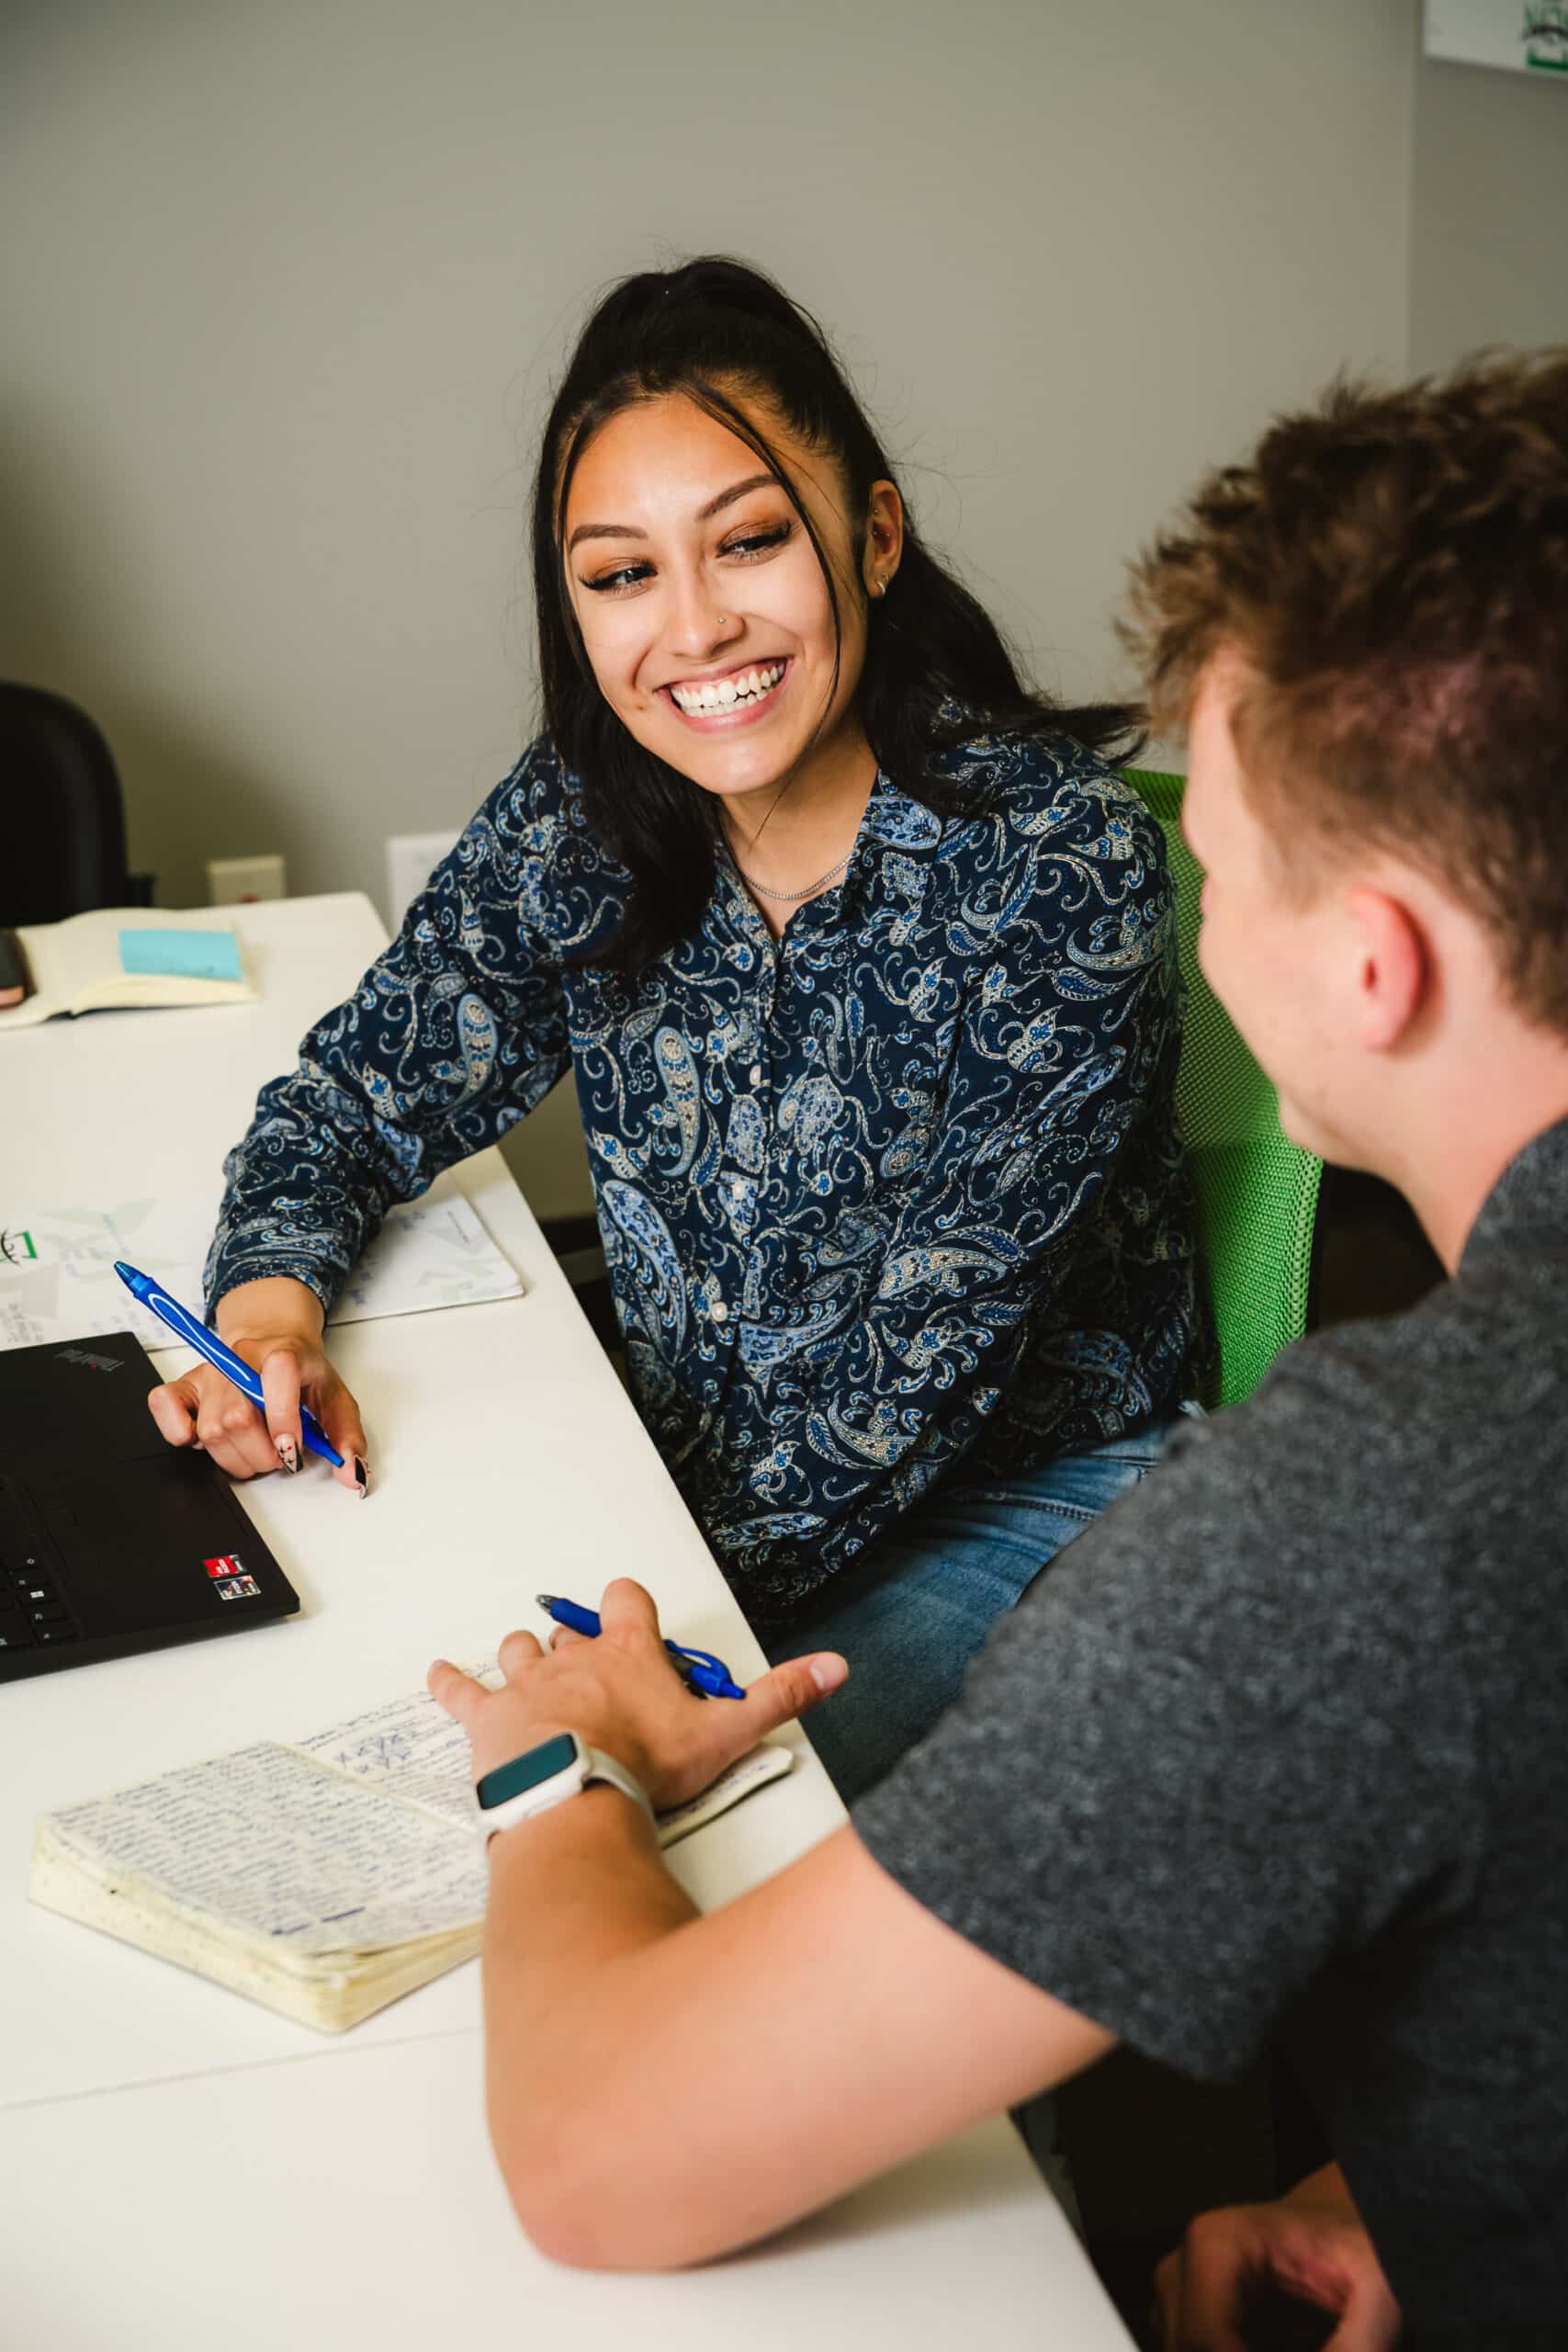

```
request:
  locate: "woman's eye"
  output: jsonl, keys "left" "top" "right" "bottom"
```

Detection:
{"left": 577, "top": 522, "right": 790, "bottom": 594}
{"left": 581, "top": 561, "right": 654, "bottom": 595}
{"left": 722, "top": 522, "right": 793, "bottom": 561}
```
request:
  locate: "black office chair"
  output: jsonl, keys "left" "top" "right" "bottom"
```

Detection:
{"left": 0, "top": 683, "right": 153, "bottom": 926}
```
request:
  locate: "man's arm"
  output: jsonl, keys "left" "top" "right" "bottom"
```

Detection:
{"left": 480, "top": 1815, "right": 1111, "bottom": 2272}
{"left": 431, "top": 1585, "right": 1114, "bottom": 2271}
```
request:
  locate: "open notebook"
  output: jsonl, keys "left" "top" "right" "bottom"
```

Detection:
{"left": 0, "top": 909, "right": 256, "bottom": 1029}
{"left": 31, "top": 1672, "right": 793, "bottom": 2031}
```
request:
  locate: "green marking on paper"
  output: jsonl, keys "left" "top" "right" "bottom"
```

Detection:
{"left": 1525, "top": 1, "right": 1568, "bottom": 68}
{"left": 118, "top": 928, "right": 243, "bottom": 983}
{"left": 0, "top": 1228, "right": 39, "bottom": 1265}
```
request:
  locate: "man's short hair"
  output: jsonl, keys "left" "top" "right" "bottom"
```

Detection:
{"left": 1122, "top": 351, "right": 1568, "bottom": 1036}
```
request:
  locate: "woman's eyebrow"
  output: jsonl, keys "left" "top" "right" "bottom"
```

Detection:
{"left": 696, "top": 471, "right": 776, "bottom": 519}
{"left": 567, "top": 472, "right": 778, "bottom": 553}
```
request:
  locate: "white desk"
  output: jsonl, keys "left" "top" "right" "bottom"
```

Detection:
{"left": 0, "top": 892, "right": 1130, "bottom": 2348}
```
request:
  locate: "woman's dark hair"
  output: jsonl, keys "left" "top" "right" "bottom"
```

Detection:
{"left": 532, "top": 255, "right": 1143, "bottom": 972}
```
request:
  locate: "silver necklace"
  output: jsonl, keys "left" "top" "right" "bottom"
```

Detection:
{"left": 734, "top": 847, "right": 853, "bottom": 901}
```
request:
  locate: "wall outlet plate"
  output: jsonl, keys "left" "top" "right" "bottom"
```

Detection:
{"left": 386, "top": 831, "right": 458, "bottom": 926}
{"left": 208, "top": 854, "right": 286, "bottom": 903}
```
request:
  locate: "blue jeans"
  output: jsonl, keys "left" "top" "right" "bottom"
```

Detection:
{"left": 763, "top": 1418, "right": 1186, "bottom": 1805}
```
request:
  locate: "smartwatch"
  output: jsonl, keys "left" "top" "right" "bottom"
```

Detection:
{"left": 474, "top": 1730, "right": 653, "bottom": 1846}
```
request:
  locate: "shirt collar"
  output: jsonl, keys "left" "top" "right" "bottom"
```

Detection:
{"left": 817, "top": 768, "right": 942, "bottom": 936}
{"left": 706, "top": 767, "right": 944, "bottom": 946}
{"left": 860, "top": 770, "right": 944, "bottom": 855}
{"left": 1459, "top": 1112, "right": 1568, "bottom": 1273}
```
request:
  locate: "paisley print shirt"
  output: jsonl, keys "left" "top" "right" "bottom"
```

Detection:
{"left": 207, "top": 727, "right": 1200, "bottom": 1623}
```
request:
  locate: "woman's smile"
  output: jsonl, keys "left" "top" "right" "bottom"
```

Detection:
{"left": 661, "top": 657, "right": 792, "bottom": 729}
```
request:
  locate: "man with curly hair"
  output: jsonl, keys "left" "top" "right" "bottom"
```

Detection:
{"left": 430, "top": 354, "right": 1568, "bottom": 2352}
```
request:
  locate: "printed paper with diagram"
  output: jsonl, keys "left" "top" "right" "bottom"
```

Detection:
{"left": 0, "top": 1169, "right": 522, "bottom": 1352}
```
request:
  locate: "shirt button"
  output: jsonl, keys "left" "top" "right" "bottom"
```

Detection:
{"left": 749, "top": 1063, "right": 762, "bottom": 1086}
{"left": 711, "top": 1299, "right": 729, "bottom": 1322}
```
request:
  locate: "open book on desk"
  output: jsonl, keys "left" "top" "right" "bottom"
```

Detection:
{"left": 30, "top": 1673, "right": 793, "bottom": 2031}
{"left": 0, "top": 909, "right": 256, "bottom": 1029}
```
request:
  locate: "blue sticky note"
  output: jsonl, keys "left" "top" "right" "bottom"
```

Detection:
{"left": 118, "top": 927, "right": 243, "bottom": 982}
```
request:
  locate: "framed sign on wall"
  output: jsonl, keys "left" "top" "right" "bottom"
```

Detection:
{"left": 1425, "top": 1, "right": 1568, "bottom": 74}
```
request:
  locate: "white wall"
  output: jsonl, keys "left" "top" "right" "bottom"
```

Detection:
{"left": 2, "top": 0, "right": 1420, "bottom": 1214}
{"left": 1410, "top": 38, "right": 1568, "bottom": 371}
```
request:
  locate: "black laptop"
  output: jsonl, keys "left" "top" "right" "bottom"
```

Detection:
{"left": 0, "top": 1332, "right": 299, "bottom": 1682}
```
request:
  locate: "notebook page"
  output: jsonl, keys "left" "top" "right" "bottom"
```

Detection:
{"left": 331, "top": 1185, "right": 523, "bottom": 1322}
{"left": 45, "top": 1743, "right": 486, "bottom": 1956}
{"left": 293, "top": 1675, "right": 795, "bottom": 1846}
{"left": 0, "top": 909, "right": 118, "bottom": 1025}
{"left": 290, "top": 1675, "right": 502, "bottom": 1829}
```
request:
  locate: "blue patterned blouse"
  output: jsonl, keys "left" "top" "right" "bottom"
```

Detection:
{"left": 208, "top": 726, "right": 1200, "bottom": 1623}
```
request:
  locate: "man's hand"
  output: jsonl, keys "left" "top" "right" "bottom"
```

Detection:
{"left": 1153, "top": 2163, "right": 1401, "bottom": 2351}
{"left": 429, "top": 1576, "right": 848, "bottom": 1810}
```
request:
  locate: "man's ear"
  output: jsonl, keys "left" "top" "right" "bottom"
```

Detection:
{"left": 1344, "top": 888, "right": 1429, "bottom": 1051}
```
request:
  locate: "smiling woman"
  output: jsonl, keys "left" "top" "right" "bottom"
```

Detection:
{"left": 557, "top": 395, "right": 878, "bottom": 928}
{"left": 162, "top": 257, "right": 1204, "bottom": 1800}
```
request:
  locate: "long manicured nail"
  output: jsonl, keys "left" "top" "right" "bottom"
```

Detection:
{"left": 354, "top": 1455, "right": 368, "bottom": 1498}
{"left": 276, "top": 1435, "right": 299, "bottom": 1475}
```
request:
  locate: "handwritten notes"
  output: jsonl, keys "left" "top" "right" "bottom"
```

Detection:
{"left": 294, "top": 1676, "right": 505, "bottom": 1833}
{"left": 34, "top": 1679, "right": 795, "bottom": 2026}
{"left": 294, "top": 1676, "right": 795, "bottom": 1847}
{"left": 47, "top": 1741, "right": 487, "bottom": 1957}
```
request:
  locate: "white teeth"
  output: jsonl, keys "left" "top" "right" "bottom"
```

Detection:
{"left": 670, "top": 662, "right": 785, "bottom": 716}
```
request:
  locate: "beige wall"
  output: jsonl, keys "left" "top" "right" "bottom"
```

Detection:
{"left": 1409, "top": 42, "right": 1568, "bottom": 371}
{"left": 3, "top": 1, "right": 1422, "bottom": 1215}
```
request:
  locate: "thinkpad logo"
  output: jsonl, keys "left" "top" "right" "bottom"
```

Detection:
{"left": 54, "top": 1347, "right": 122, "bottom": 1373}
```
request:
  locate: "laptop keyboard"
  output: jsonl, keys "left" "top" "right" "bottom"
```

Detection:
{"left": 0, "top": 1479, "right": 81, "bottom": 1656}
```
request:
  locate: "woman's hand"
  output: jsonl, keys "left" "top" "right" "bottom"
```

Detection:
{"left": 1152, "top": 2164, "right": 1401, "bottom": 2351}
{"left": 430, "top": 1576, "right": 848, "bottom": 1810}
{"left": 146, "top": 1275, "right": 369, "bottom": 1495}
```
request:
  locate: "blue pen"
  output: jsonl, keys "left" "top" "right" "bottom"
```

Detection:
{"left": 113, "top": 1261, "right": 345, "bottom": 1469}
{"left": 536, "top": 1592, "right": 748, "bottom": 1702}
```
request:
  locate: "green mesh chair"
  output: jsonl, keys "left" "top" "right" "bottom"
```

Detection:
{"left": 1124, "top": 767, "right": 1324, "bottom": 1408}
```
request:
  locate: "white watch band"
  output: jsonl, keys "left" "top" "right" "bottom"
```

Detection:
{"left": 578, "top": 1747, "right": 654, "bottom": 1817}
{"left": 479, "top": 1739, "right": 654, "bottom": 1847}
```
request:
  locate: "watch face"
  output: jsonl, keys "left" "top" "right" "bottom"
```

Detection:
{"left": 476, "top": 1732, "right": 581, "bottom": 1811}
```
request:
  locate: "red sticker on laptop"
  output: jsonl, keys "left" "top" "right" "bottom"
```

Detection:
{"left": 205, "top": 1555, "right": 244, "bottom": 1578}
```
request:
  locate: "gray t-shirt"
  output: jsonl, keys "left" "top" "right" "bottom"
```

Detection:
{"left": 856, "top": 1120, "right": 1568, "bottom": 2350}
